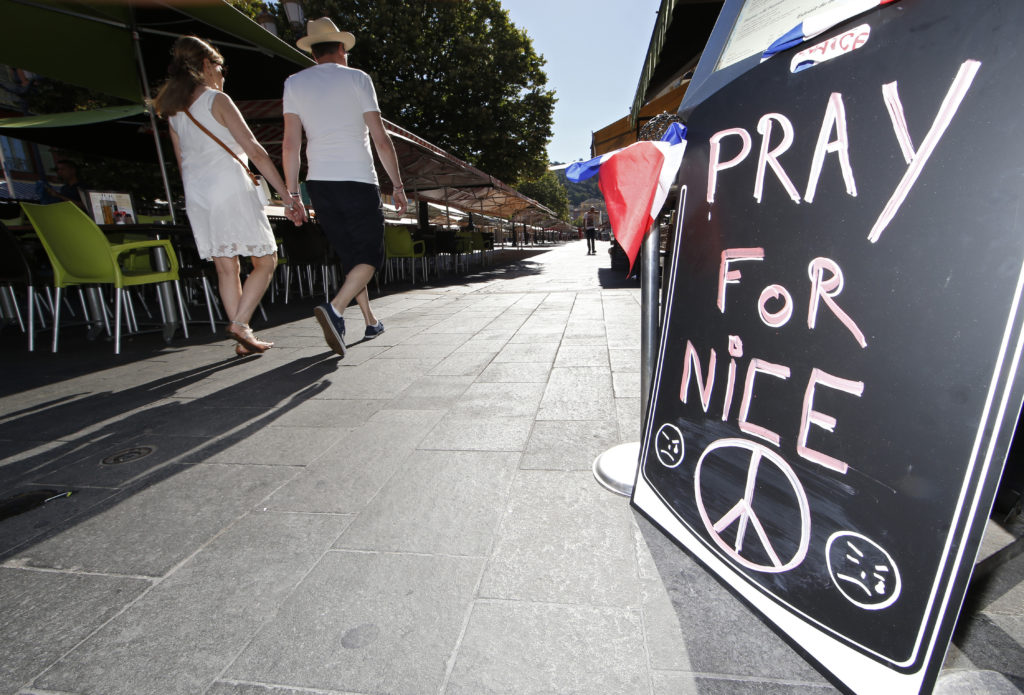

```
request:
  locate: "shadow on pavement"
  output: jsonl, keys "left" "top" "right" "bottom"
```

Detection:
{"left": 0, "top": 351, "right": 340, "bottom": 562}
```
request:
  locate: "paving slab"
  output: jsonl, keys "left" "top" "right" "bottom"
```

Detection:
{"left": 385, "top": 374, "right": 474, "bottom": 410}
{"left": 445, "top": 600, "right": 648, "bottom": 695}
{"left": 32, "top": 511, "right": 348, "bottom": 695}
{"left": 0, "top": 567, "right": 151, "bottom": 695}
{"left": 480, "top": 470, "right": 639, "bottom": 608}
{"left": 475, "top": 361, "right": 551, "bottom": 383}
{"left": 335, "top": 449, "right": 518, "bottom": 556}
{"left": 448, "top": 381, "right": 545, "bottom": 417}
{"left": 536, "top": 366, "right": 616, "bottom": 421}
{"left": 418, "top": 413, "right": 533, "bottom": 451}
{"left": 263, "top": 409, "right": 442, "bottom": 515}
{"left": 520, "top": 420, "right": 620, "bottom": 471}
{"left": 225, "top": 551, "right": 482, "bottom": 695}
{"left": 8, "top": 463, "right": 295, "bottom": 576}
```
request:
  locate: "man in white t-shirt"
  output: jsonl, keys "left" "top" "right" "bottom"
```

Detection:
{"left": 283, "top": 17, "right": 408, "bottom": 358}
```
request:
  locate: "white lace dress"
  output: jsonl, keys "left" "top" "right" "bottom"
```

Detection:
{"left": 170, "top": 89, "right": 277, "bottom": 259}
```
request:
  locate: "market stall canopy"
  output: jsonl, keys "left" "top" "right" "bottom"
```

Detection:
{"left": 0, "top": 0, "right": 312, "bottom": 104}
{"left": 237, "top": 99, "right": 567, "bottom": 229}
{"left": 0, "top": 0, "right": 566, "bottom": 228}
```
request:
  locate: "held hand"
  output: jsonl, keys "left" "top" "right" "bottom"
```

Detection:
{"left": 393, "top": 188, "right": 408, "bottom": 215}
{"left": 286, "top": 200, "right": 307, "bottom": 226}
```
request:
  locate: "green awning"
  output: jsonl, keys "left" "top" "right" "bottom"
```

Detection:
{"left": 0, "top": 104, "right": 146, "bottom": 128}
{"left": 0, "top": 0, "right": 312, "bottom": 104}
{"left": 0, "top": 0, "right": 140, "bottom": 101}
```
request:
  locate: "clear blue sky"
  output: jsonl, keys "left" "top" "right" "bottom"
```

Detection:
{"left": 501, "top": 0, "right": 663, "bottom": 165}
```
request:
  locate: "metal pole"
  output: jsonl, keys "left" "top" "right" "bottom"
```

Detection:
{"left": 641, "top": 220, "right": 660, "bottom": 407}
{"left": 593, "top": 220, "right": 659, "bottom": 496}
{"left": 131, "top": 27, "right": 177, "bottom": 226}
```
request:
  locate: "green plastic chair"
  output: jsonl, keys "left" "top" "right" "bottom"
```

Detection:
{"left": 20, "top": 201, "right": 188, "bottom": 353}
{"left": 384, "top": 226, "right": 428, "bottom": 283}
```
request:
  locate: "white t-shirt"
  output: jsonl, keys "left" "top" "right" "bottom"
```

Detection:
{"left": 283, "top": 63, "right": 380, "bottom": 184}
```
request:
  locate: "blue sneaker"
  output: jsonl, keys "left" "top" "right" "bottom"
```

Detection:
{"left": 364, "top": 320, "right": 385, "bottom": 339}
{"left": 313, "top": 303, "right": 346, "bottom": 357}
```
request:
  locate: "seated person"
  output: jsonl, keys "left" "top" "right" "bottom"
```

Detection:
{"left": 37, "top": 159, "right": 88, "bottom": 211}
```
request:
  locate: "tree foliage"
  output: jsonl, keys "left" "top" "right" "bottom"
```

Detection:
{"left": 253, "top": 0, "right": 555, "bottom": 185}
{"left": 553, "top": 167, "right": 602, "bottom": 208}
{"left": 517, "top": 169, "right": 568, "bottom": 220}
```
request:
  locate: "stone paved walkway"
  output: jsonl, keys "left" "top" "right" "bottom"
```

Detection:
{"left": 0, "top": 239, "right": 1020, "bottom": 694}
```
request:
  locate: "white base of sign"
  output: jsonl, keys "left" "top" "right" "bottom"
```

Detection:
{"left": 592, "top": 441, "right": 641, "bottom": 496}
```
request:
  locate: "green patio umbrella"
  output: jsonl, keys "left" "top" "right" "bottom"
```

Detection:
{"left": 0, "top": 0, "right": 312, "bottom": 220}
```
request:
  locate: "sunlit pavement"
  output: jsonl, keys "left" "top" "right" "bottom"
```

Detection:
{"left": 0, "top": 238, "right": 1020, "bottom": 695}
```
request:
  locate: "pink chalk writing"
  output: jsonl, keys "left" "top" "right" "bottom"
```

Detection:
{"left": 804, "top": 92, "right": 857, "bottom": 203}
{"left": 808, "top": 257, "right": 867, "bottom": 348}
{"left": 759, "top": 284, "right": 794, "bottom": 327}
{"left": 739, "top": 358, "right": 792, "bottom": 446}
{"left": 797, "top": 368, "right": 865, "bottom": 474}
{"left": 869, "top": 60, "right": 981, "bottom": 243}
{"left": 681, "top": 340, "right": 716, "bottom": 413}
{"left": 708, "top": 127, "right": 752, "bottom": 204}
{"left": 719, "top": 248, "right": 765, "bottom": 312}
{"left": 755, "top": 114, "right": 801, "bottom": 203}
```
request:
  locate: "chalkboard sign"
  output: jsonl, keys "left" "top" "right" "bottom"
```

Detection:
{"left": 631, "top": 1, "right": 1024, "bottom": 693}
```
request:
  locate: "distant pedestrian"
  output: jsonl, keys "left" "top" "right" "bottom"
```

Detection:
{"left": 282, "top": 17, "right": 408, "bottom": 357}
{"left": 584, "top": 206, "right": 599, "bottom": 255}
{"left": 153, "top": 35, "right": 302, "bottom": 356}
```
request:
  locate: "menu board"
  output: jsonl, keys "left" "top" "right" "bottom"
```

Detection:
{"left": 87, "top": 190, "right": 135, "bottom": 225}
{"left": 632, "top": 1, "right": 1024, "bottom": 693}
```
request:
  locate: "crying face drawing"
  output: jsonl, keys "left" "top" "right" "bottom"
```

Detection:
{"left": 826, "top": 531, "right": 902, "bottom": 610}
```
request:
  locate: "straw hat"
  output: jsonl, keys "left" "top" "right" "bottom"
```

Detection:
{"left": 296, "top": 17, "right": 355, "bottom": 53}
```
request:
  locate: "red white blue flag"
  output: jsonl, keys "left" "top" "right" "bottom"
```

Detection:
{"left": 761, "top": 0, "right": 900, "bottom": 63}
{"left": 567, "top": 123, "right": 686, "bottom": 273}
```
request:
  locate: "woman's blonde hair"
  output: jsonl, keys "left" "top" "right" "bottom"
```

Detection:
{"left": 151, "top": 35, "right": 223, "bottom": 118}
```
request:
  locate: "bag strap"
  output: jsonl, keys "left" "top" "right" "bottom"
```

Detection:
{"left": 184, "top": 106, "right": 259, "bottom": 187}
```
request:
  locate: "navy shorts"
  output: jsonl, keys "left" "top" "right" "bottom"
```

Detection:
{"left": 305, "top": 180, "right": 385, "bottom": 270}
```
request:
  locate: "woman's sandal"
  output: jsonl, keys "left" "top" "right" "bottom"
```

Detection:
{"left": 226, "top": 320, "right": 273, "bottom": 353}
{"left": 235, "top": 344, "right": 256, "bottom": 357}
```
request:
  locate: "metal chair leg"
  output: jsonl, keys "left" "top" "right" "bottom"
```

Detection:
{"left": 114, "top": 287, "right": 123, "bottom": 354}
{"left": 174, "top": 280, "right": 189, "bottom": 339}
{"left": 51, "top": 286, "right": 61, "bottom": 352}
{"left": 27, "top": 286, "right": 35, "bottom": 352}
{"left": 201, "top": 276, "right": 217, "bottom": 332}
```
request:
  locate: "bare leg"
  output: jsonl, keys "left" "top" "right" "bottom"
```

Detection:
{"left": 212, "top": 256, "right": 242, "bottom": 318}
{"left": 353, "top": 287, "right": 378, "bottom": 326}
{"left": 215, "top": 254, "right": 276, "bottom": 352}
{"left": 329, "top": 263, "right": 376, "bottom": 318}
{"left": 233, "top": 253, "right": 277, "bottom": 325}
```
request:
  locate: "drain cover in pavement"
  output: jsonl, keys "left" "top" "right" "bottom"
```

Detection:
{"left": 101, "top": 446, "right": 155, "bottom": 465}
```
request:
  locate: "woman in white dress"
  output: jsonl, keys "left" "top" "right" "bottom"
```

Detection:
{"left": 153, "top": 35, "right": 305, "bottom": 354}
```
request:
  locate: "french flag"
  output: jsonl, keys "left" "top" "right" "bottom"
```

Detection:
{"left": 567, "top": 122, "right": 686, "bottom": 273}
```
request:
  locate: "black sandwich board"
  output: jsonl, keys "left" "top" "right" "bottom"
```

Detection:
{"left": 631, "top": 1, "right": 1024, "bottom": 693}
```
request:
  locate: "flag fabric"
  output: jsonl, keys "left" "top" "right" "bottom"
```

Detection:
{"left": 761, "top": 0, "right": 900, "bottom": 61}
{"left": 566, "top": 122, "right": 686, "bottom": 274}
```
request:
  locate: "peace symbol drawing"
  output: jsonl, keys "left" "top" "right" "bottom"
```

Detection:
{"left": 694, "top": 438, "right": 811, "bottom": 573}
